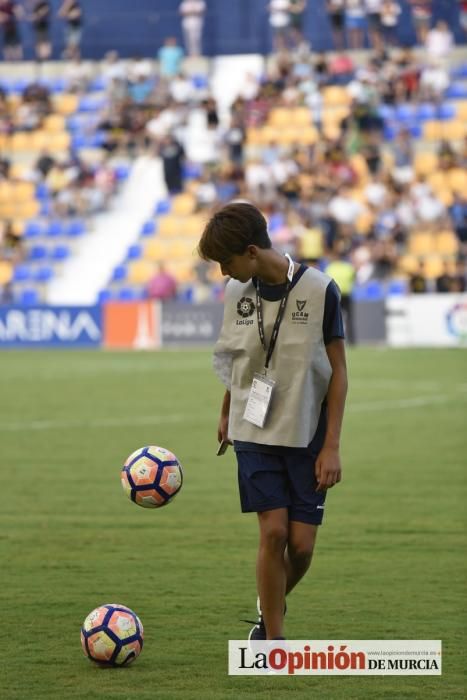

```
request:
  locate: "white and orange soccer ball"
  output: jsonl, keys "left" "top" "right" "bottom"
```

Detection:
{"left": 121, "top": 445, "right": 183, "bottom": 508}
{"left": 81, "top": 604, "right": 143, "bottom": 667}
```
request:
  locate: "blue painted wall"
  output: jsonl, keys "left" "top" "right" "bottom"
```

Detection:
{"left": 1, "top": 0, "right": 464, "bottom": 61}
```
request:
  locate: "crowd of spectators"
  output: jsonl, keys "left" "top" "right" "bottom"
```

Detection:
{"left": 1, "top": 4, "right": 466, "bottom": 303}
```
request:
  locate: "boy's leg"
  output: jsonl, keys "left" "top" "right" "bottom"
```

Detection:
{"left": 256, "top": 508, "right": 288, "bottom": 640}
{"left": 285, "top": 521, "right": 318, "bottom": 594}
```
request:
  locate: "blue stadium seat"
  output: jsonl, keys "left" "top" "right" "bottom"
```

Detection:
{"left": 417, "top": 103, "right": 437, "bottom": 121}
{"left": 409, "top": 124, "right": 422, "bottom": 139}
{"left": 35, "top": 183, "right": 49, "bottom": 200}
{"left": 114, "top": 164, "right": 130, "bottom": 180}
{"left": 13, "top": 265, "right": 32, "bottom": 282}
{"left": 89, "top": 76, "right": 108, "bottom": 91}
{"left": 154, "top": 199, "right": 171, "bottom": 215}
{"left": 51, "top": 245, "right": 71, "bottom": 261}
{"left": 28, "top": 245, "right": 48, "bottom": 261}
{"left": 78, "top": 95, "right": 107, "bottom": 112}
{"left": 438, "top": 103, "right": 456, "bottom": 120}
{"left": 97, "top": 289, "right": 112, "bottom": 303}
{"left": 377, "top": 104, "right": 395, "bottom": 121}
{"left": 445, "top": 83, "right": 467, "bottom": 99}
{"left": 192, "top": 74, "right": 209, "bottom": 90}
{"left": 352, "top": 281, "right": 383, "bottom": 301}
{"left": 268, "top": 213, "right": 285, "bottom": 232}
{"left": 112, "top": 265, "right": 127, "bottom": 282}
{"left": 116, "top": 287, "right": 140, "bottom": 301}
{"left": 47, "top": 221, "right": 64, "bottom": 237}
{"left": 34, "top": 266, "right": 54, "bottom": 283}
{"left": 183, "top": 163, "right": 203, "bottom": 180}
{"left": 24, "top": 220, "right": 45, "bottom": 238}
{"left": 18, "top": 288, "right": 40, "bottom": 306}
{"left": 66, "top": 220, "right": 86, "bottom": 237}
{"left": 395, "top": 104, "right": 416, "bottom": 122}
{"left": 387, "top": 279, "right": 407, "bottom": 295}
{"left": 127, "top": 244, "right": 142, "bottom": 260}
{"left": 141, "top": 220, "right": 156, "bottom": 236}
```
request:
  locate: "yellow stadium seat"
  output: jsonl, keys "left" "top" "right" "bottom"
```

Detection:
{"left": 355, "top": 210, "right": 374, "bottom": 235}
{"left": 12, "top": 181, "right": 35, "bottom": 202}
{"left": 53, "top": 93, "right": 79, "bottom": 115}
{"left": 398, "top": 254, "right": 419, "bottom": 275}
{"left": 172, "top": 193, "right": 196, "bottom": 216}
{"left": 43, "top": 114, "right": 66, "bottom": 132}
{"left": 268, "top": 108, "right": 291, "bottom": 128}
{"left": 436, "top": 230, "right": 459, "bottom": 255}
{"left": 0, "top": 201, "right": 15, "bottom": 218}
{"left": 0, "top": 261, "right": 13, "bottom": 285}
{"left": 427, "top": 171, "right": 449, "bottom": 191}
{"left": 145, "top": 239, "right": 167, "bottom": 261}
{"left": 158, "top": 215, "right": 182, "bottom": 237}
{"left": 246, "top": 127, "right": 262, "bottom": 145}
{"left": 322, "top": 123, "right": 341, "bottom": 141}
{"left": 260, "top": 126, "right": 281, "bottom": 144}
{"left": 414, "top": 151, "right": 438, "bottom": 176}
{"left": 11, "top": 219, "right": 24, "bottom": 236}
{"left": 10, "top": 132, "right": 32, "bottom": 152}
{"left": 423, "top": 121, "right": 443, "bottom": 140}
{"left": 409, "top": 232, "right": 436, "bottom": 256}
{"left": 322, "top": 86, "right": 351, "bottom": 107}
{"left": 436, "top": 189, "right": 454, "bottom": 207}
{"left": 446, "top": 168, "right": 467, "bottom": 194}
{"left": 30, "top": 130, "right": 49, "bottom": 150}
{"left": 169, "top": 240, "right": 197, "bottom": 259}
{"left": 423, "top": 255, "right": 444, "bottom": 279}
{"left": 299, "top": 227, "right": 324, "bottom": 259}
{"left": 301, "top": 126, "right": 318, "bottom": 145}
{"left": 0, "top": 133, "right": 8, "bottom": 150}
{"left": 166, "top": 262, "right": 195, "bottom": 283}
{"left": 441, "top": 120, "right": 465, "bottom": 140}
{"left": 290, "top": 107, "right": 311, "bottom": 127}
{"left": 0, "top": 181, "right": 13, "bottom": 202}
{"left": 454, "top": 100, "right": 467, "bottom": 120}
{"left": 277, "top": 127, "right": 301, "bottom": 145}
{"left": 48, "top": 131, "right": 71, "bottom": 151}
{"left": 8, "top": 163, "right": 29, "bottom": 179}
{"left": 183, "top": 214, "right": 205, "bottom": 237}
{"left": 128, "top": 260, "right": 155, "bottom": 285}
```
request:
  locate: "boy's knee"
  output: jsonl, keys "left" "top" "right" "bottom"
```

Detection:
{"left": 260, "top": 525, "right": 288, "bottom": 552}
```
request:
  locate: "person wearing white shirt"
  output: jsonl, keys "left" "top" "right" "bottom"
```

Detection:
{"left": 179, "top": 0, "right": 206, "bottom": 57}
{"left": 425, "top": 20, "right": 454, "bottom": 60}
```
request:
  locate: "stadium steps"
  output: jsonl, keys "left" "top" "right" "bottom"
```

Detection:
{"left": 46, "top": 155, "right": 167, "bottom": 305}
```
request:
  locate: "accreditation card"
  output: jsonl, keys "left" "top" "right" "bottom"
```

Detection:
{"left": 243, "top": 373, "right": 276, "bottom": 428}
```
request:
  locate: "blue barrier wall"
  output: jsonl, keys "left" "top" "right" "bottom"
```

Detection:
{"left": 1, "top": 0, "right": 463, "bottom": 60}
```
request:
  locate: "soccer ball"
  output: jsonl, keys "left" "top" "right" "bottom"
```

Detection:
{"left": 121, "top": 445, "right": 183, "bottom": 508}
{"left": 81, "top": 603, "right": 143, "bottom": 667}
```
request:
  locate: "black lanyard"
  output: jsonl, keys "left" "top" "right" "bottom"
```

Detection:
{"left": 255, "top": 256, "right": 294, "bottom": 370}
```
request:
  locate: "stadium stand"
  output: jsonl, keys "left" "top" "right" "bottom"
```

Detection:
{"left": 1, "top": 4, "right": 466, "bottom": 305}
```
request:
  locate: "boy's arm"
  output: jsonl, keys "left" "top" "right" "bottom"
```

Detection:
{"left": 315, "top": 338, "right": 348, "bottom": 491}
{"left": 218, "top": 389, "right": 231, "bottom": 444}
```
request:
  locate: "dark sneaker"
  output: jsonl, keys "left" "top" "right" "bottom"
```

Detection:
{"left": 244, "top": 597, "right": 287, "bottom": 642}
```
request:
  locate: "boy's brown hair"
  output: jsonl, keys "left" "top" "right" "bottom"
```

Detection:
{"left": 198, "top": 203, "right": 271, "bottom": 263}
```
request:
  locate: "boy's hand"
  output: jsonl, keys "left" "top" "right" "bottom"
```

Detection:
{"left": 315, "top": 446, "right": 342, "bottom": 491}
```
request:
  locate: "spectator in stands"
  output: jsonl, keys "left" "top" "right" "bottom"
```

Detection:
{"left": 179, "top": 0, "right": 206, "bottom": 57}
{"left": 147, "top": 264, "right": 177, "bottom": 300}
{"left": 379, "top": 0, "right": 401, "bottom": 46}
{"left": 460, "top": 0, "right": 467, "bottom": 36}
{"left": 408, "top": 0, "right": 432, "bottom": 45}
{"left": 409, "top": 260, "right": 428, "bottom": 293}
{"left": 160, "top": 133, "right": 185, "bottom": 194}
{"left": 0, "top": 0, "right": 23, "bottom": 60}
{"left": 30, "top": 1, "right": 51, "bottom": 61}
{"left": 288, "top": 0, "right": 307, "bottom": 48}
{"left": 325, "top": 249, "right": 356, "bottom": 344}
{"left": 365, "top": 0, "right": 383, "bottom": 50}
{"left": 158, "top": 36, "right": 185, "bottom": 78}
{"left": 326, "top": 0, "right": 345, "bottom": 49}
{"left": 452, "top": 259, "right": 467, "bottom": 292}
{"left": 35, "top": 149, "right": 55, "bottom": 178}
{"left": 345, "top": 0, "right": 367, "bottom": 51}
{"left": 58, "top": 0, "right": 83, "bottom": 59}
{"left": 435, "top": 260, "right": 455, "bottom": 293}
{"left": 425, "top": 20, "right": 454, "bottom": 61}
{"left": 268, "top": 0, "right": 291, "bottom": 52}
{"left": 0, "top": 220, "right": 24, "bottom": 265}
{"left": 419, "top": 58, "right": 449, "bottom": 101}
{"left": 450, "top": 194, "right": 467, "bottom": 254}
{"left": 64, "top": 57, "right": 92, "bottom": 93}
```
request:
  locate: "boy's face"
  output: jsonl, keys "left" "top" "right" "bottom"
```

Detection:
{"left": 219, "top": 248, "right": 257, "bottom": 283}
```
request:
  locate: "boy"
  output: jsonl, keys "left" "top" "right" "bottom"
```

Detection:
{"left": 198, "top": 203, "right": 348, "bottom": 640}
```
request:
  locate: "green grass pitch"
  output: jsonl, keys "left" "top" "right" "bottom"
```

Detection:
{"left": 0, "top": 347, "right": 465, "bottom": 699}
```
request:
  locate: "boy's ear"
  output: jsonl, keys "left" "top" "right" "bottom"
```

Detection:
{"left": 247, "top": 245, "right": 259, "bottom": 259}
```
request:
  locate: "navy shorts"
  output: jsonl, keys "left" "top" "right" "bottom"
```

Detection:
{"left": 236, "top": 451, "right": 326, "bottom": 525}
